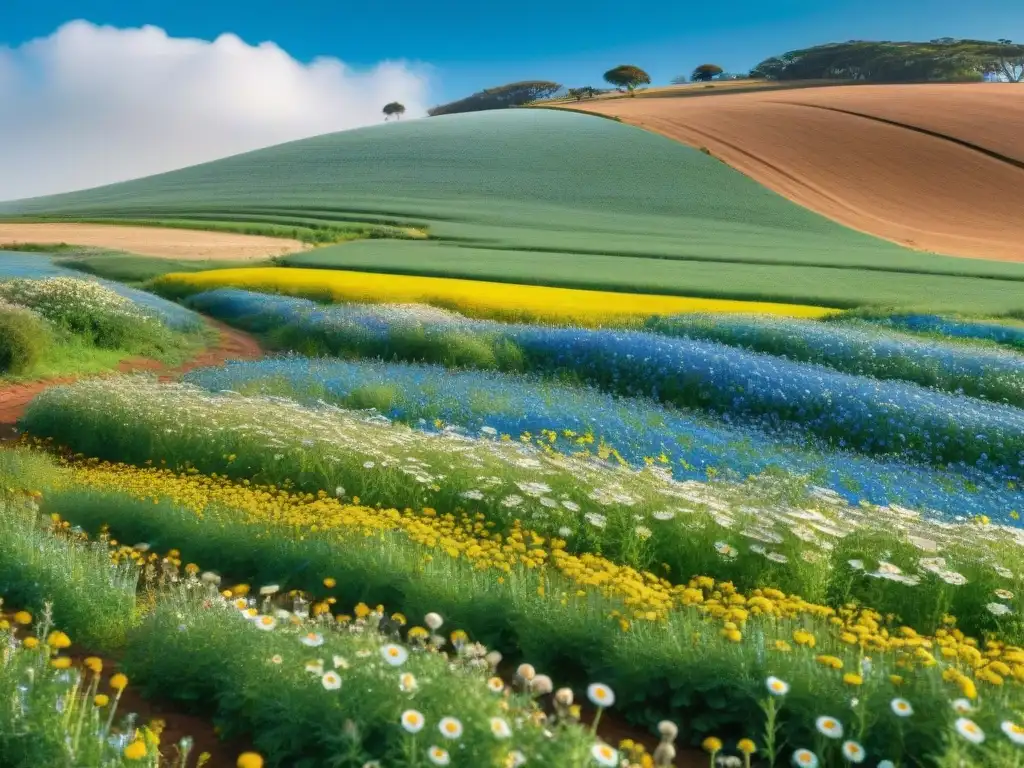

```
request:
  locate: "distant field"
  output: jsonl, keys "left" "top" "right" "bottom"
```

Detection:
{"left": 283, "top": 241, "right": 1024, "bottom": 314}
{"left": 557, "top": 83, "right": 1024, "bottom": 263}
{"left": 537, "top": 78, "right": 850, "bottom": 103}
{"left": 4, "top": 108, "right": 1024, "bottom": 312}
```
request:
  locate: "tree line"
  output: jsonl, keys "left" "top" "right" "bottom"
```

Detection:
{"left": 750, "top": 39, "right": 1024, "bottom": 83}
{"left": 383, "top": 37, "right": 1022, "bottom": 121}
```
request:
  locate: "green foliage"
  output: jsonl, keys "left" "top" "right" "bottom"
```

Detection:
{"left": 0, "top": 304, "right": 50, "bottom": 375}
{"left": 383, "top": 101, "right": 406, "bottom": 120}
{"left": 691, "top": 64, "right": 724, "bottom": 82}
{"left": 427, "top": 80, "right": 563, "bottom": 116}
{"left": 602, "top": 65, "right": 651, "bottom": 93}
{"left": 750, "top": 38, "right": 1024, "bottom": 82}
{"left": 566, "top": 86, "right": 600, "bottom": 101}
{"left": 0, "top": 488, "right": 137, "bottom": 649}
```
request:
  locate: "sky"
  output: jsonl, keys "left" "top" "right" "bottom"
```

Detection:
{"left": 1, "top": 0, "right": 1021, "bottom": 200}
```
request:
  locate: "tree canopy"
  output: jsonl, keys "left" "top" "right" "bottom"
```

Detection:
{"left": 382, "top": 102, "right": 406, "bottom": 120}
{"left": 690, "top": 64, "right": 724, "bottom": 82}
{"left": 427, "top": 81, "right": 563, "bottom": 117}
{"left": 567, "top": 86, "right": 601, "bottom": 101}
{"left": 603, "top": 65, "right": 651, "bottom": 94}
{"left": 749, "top": 39, "right": 1024, "bottom": 83}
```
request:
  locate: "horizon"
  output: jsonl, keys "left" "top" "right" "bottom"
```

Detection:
{"left": 1, "top": 0, "right": 1021, "bottom": 200}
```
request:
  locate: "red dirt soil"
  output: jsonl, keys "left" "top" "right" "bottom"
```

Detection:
{"left": 0, "top": 321, "right": 261, "bottom": 441}
{"left": 558, "top": 83, "right": 1024, "bottom": 262}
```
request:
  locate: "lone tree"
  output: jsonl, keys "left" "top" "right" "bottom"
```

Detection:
{"left": 691, "top": 63, "right": 724, "bottom": 82}
{"left": 603, "top": 65, "right": 651, "bottom": 95}
{"left": 383, "top": 102, "right": 406, "bottom": 121}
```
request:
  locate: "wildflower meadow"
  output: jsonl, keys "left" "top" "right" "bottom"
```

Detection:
{"left": 1, "top": 255, "right": 1022, "bottom": 767}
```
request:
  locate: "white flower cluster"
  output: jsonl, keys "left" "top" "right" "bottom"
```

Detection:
{"left": 0, "top": 277, "right": 155, "bottom": 326}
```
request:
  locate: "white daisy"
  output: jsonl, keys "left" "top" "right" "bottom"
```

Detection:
{"left": 381, "top": 644, "right": 409, "bottom": 666}
{"left": 438, "top": 716, "right": 463, "bottom": 740}
{"left": 815, "top": 716, "right": 843, "bottom": 739}
{"left": 890, "top": 698, "right": 913, "bottom": 717}
{"left": 400, "top": 709, "right": 425, "bottom": 734}
{"left": 955, "top": 717, "right": 985, "bottom": 744}
{"left": 490, "top": 717, "right": 512, "bottom": 739}
{"left": 590, "top": 743, "right": 618, "bottom": 767}
{"left": 587, "top": 682, "right": 615, "bottom": 707}
{"left": 841, "top": 741, "right": 865, "bottom": 764}
{"left": 1001, "top": 721, "right": 1024, "bottom": 745}
{"left": 321, "top": 671, "right": 342, "bottom": 690}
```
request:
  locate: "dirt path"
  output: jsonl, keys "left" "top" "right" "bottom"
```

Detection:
{"left": 0, "top": 320, "right": 262, "bottom": 440}
{"left": 0, "top": 222, "right": 310, "bottom": 260}
{"left": 557, "top": 83, "right": 1024, "bottom": 263}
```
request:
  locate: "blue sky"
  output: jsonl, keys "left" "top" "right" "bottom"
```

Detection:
{"left": 2, "top": 0, "right": 1021, "bottom": 105}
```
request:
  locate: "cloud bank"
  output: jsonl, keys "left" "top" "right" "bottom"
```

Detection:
{"left": 0, "top": 21, "right": 431, "bottom": 201}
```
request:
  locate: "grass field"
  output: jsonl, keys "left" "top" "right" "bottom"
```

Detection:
{"left": 4, "top": 109, "right": 1023, "bottom": 313}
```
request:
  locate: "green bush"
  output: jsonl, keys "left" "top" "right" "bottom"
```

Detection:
{"left": 0, "top": 304, "right": 49, "bottom": 375}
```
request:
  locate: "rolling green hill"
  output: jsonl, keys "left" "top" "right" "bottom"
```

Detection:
{"left": 4, "top": 108, "right": 1023, "bottom": 312}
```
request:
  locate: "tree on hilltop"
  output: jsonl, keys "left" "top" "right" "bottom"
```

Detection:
{"left": 690, "top": 63, "right": 724, "bottom": 81}
{"left": 603, "top": 65, "right": 651, "bottom": 95}
{"left": 427, "top": 81, "right": 563, "bottom": 116}
{"left": 383, "top": 102, "right": 406, "bottom": 121}
{"left": 567, "top": 86, "right": 600, "bottom": 101}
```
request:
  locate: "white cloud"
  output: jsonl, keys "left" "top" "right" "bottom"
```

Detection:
{"left": 0, "top": 20, "right": 432, "bottom": 201}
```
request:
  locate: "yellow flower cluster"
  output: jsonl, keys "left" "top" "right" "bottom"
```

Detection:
{"left": 153, "top": 267, "right": 835, "bottom": 327}
{"left": 56, "top": 460, "right": 1023, "bottom": 696}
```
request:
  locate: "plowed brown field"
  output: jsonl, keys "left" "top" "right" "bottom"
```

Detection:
{"left": 557, "top": 84, "right": 1024, "bottom": 262}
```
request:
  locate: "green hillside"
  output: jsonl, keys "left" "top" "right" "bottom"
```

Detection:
{"left": 3, "top": 108, "right": 1023, "bottom": 311}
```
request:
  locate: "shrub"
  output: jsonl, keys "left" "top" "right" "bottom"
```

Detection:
{"left": 0, "top": 278, "right": 178, "bottom": 353}
{"left": 0, "top": 303, "right": 49, "bottom": 375}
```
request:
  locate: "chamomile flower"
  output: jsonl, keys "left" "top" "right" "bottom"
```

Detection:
{"left": 766, "top": 676, "right": 790, "bottom": 696}
{"left": 321, "top": 672, "right": 342, "bottom": 690}
{"left": 490, "top": 717, "right": 512, "bottom": 739}
{"left": 1001, "top": 721, "right": 1024, "bottom": 745}
{"left": 254, "top": 615, "right": 277, "bottom": 631}
{"left": 890, "top": 698, "right": 913, "bottom": 717}
{"left": 300, "top": 632, "right": 324, "bottom": 647}
{"left": 841, "top": 741, "right": 865, "bottom": 763}
{"left": 487, "top": 677, "right": 505, "bottom": 693}
{"left": 587, "top": 683, "right": 615, "bottom": 707}
{"left": 951, "top": 698, "right": 974, "bottom": 715}
{"left": 815, "top": 716, "right": 843, "bottom": 739}
{"left": 438, "top": 717, "right": 463, "bottom": 740}
{"left": 591, "top": 743, "right": 618, "bottom": 767}
{"left": 791, "top": 749, "right": 819, "bottom": 768}
{"left": 426, "top": 746, "right": 450, "bottom": 766}
{"left": 955, "top": 717, "right": 985, "bottom": 745}
{"left": 399, "top": 673, "right": 418, "bottom": 692}
{"left": 381, "top": 644, "right": 409, "bottom": 666}
{"left": 401, "top": 710, "right": 425, "bottom": 734}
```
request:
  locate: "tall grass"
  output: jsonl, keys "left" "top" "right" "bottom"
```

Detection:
{"left": 18, "top": 379, "right": 1024, "bottom": 639}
